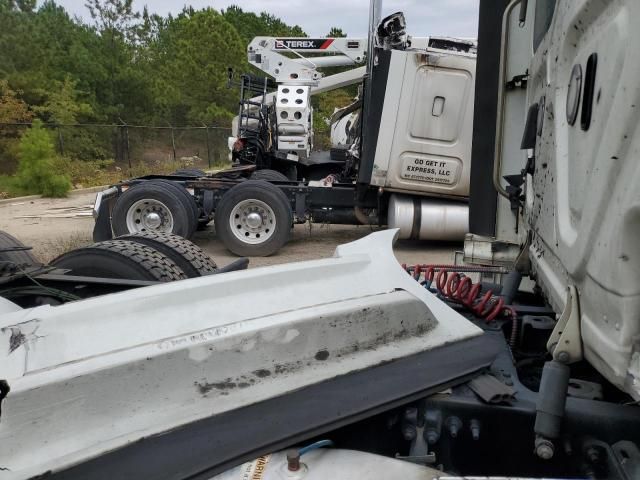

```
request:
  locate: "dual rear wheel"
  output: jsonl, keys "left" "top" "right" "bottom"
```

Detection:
{"left": 110, "top": 176, "right": 293, "bottom": 257}
{"left": 214, "top": 180, "right": 292, "bottom": 257}
{"left": 112, "top": 180, "right": 198, "bottom": 239}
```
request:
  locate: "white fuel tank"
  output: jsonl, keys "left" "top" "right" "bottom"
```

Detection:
{"left": 388, "top": 193, "right": 468, "bottom": 241}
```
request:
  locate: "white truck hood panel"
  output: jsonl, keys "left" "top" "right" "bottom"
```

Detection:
{"left": 0, "top": 230, "right": 480, "bottom": 477}
{"left": 521, "top": 1, "right": 640, "bottom": 399}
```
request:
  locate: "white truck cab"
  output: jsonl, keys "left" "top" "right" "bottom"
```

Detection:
{"left": 470, "top": 0, "right": 640, "bottom": 400}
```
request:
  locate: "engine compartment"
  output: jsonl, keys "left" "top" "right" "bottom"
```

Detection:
{"left": 211, "top": 267, "right": 640, "bottom": 480}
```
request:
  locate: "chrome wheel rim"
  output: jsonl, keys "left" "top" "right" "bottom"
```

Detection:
{"left": 126, "top": 199, "right": 174, "bottom": 233}
{"left": 229, "top": 199, "right": 275, "bottom": 245}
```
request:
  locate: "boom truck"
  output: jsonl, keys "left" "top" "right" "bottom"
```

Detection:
{"left": 2, "top": 0, "right": 640, "bottom": 478}
{"left": 92, "top": 11, "right": 477, "bottom": 256}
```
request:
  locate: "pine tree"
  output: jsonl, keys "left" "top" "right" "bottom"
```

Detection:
{"left": 16, "top": 120, "right": 71, "bottom": 197}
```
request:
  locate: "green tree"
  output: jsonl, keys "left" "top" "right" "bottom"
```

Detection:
{"left": 222, "top": 5, "right": 306, "bottom": 44}
{"left": 0, "top": 0, "right": 319, "bottom": 174}
{"left": 0, "top": 80, "right": 32, "bottom": 126}
{"left": 136, "top": 6, "right": 167, "bottom": 47}
{"left": 85, "top": 0, "right": 147, "bottom": 120}
{"left": 85, "top": 0, "right": 139, "bottom": 40}
{"left": 16, "top": 120, "right": 71, "bottom": 197}
{"left": 0, "top": 1, "right": 106, "bottom": 117}
{"left": 150, "top": 8, "right": 248, "bottom": 124}
{"left": 33, "top": 76, "right": 93, "bottom": 124}
{"left": 318, "top": 26, "right": 354, "bottom": 128}
{"left": 312, "top": 89, "right": 354, "bottom": 149}
{"left": 327, "top": 27, "right": 346, "bottom": 38}
{"left": 0, "top": 80, "right": 32, "bottom": 170}
{"left": 0, "top": 0, "right": 36, "bottom": 82}
{"left": 32, "top": 76, "right": 109, "bottom": 160}
{"left": 0, "top": 0, "right": 36, "bottom": 13}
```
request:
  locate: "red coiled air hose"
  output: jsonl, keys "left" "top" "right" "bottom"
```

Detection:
{"left": 404, "top": 264, "right": 510, "bottom": 324}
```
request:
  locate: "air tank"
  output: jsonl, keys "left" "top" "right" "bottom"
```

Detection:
{"left": 212, "top": 448, "right": 440, "bottom": 480}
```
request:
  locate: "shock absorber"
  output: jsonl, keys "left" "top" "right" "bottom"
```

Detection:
{"left": 534, "top": 360, "right": 570, "bottom": 459}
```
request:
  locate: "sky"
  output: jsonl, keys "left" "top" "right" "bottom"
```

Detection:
{"left": 51, "top": 0, "right": 479, "bottom": 38}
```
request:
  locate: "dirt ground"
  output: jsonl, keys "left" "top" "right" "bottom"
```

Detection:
{"left": 0, "top": 191, "right": 460, "bottom": 268}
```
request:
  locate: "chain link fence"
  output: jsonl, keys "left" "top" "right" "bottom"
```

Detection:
{"left": 0, "top": 122, "right": 233, "bottom": 175}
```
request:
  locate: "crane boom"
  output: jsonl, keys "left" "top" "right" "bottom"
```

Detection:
{"left": 245, "top": 36, "right": 367, "bottom": 159}
{"left": 247, "top": 37, "right": 366, "bottom": 85}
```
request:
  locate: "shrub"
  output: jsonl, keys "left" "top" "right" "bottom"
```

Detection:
{"left": 16, "top": 121, "right": 71, "bottom": 197}
{"left": 0, "top": 175, "right": 30, "bottom": 198}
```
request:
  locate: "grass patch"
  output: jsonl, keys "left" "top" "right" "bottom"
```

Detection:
{"left": 0, "top": 174, "right": 31, "bottom": 199}
{"left": 33, "top": 231, "right": 93, "bottom": 263}
{"left": 1, "top": 157, "right": 232, "bottom": 198}
{"left": 58, "top": 158, "right": 231, "bottom": 188}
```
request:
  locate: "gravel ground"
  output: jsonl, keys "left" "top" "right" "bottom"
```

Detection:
{"left": 0, "top": 191, "right": 460, "bottom": 269}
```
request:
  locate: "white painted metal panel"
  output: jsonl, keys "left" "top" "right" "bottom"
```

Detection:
{"left": 372, "top": 49, "right": 475, "bottom": 198}
{"left": 0, "top": 230, "right": 480, "bottom": 477}
{"left": 519, "top": 0, "right": 640, "bottom": 399}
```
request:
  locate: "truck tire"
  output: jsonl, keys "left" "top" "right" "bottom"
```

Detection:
{"left": 0, "top": 231, "right": 40, "bottom": 268}
{"left": 51, "top": 239, "right": 187, "bottom": 282}
{"left": 282, "top": 164, "right": 297, "bottom": 181}
{"left": 172, "top": 169, "right": 206, "bottom": 177}
{"left": 118, "top": 232, "right": 218, "bottom": 278}
{"left": 250, "top": 169, "right": 289, "bottom": 182}
{"left": 112, "top": 182, "right": 196, "bottom": 239}
{"left": 149, "top": 179, "right": 200, "bottom": 230}
{"left": 215, "top": 180, "right": 292, "bottom": 257}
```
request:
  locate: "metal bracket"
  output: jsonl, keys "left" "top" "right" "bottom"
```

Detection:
{"left": 547, "top": 285, "right": 583, "bottom": 364}
{"left": 294, "top": 191, "right": 307, "bottom": 223}
{"left": 506, "top": 73, "right": 529, "bottom": 90}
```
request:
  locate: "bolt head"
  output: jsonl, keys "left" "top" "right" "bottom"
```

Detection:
{"left": 535, "top": 439, "right": 555, "bottom": 460}
{"left": 286, "top": 449, "right": 300, "bottom": 471}
{"left": 425, "top": 431, "right": 439, "bottom": 445}
{"left": 402, "top": 426, "right": 416, "bottom": 441}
